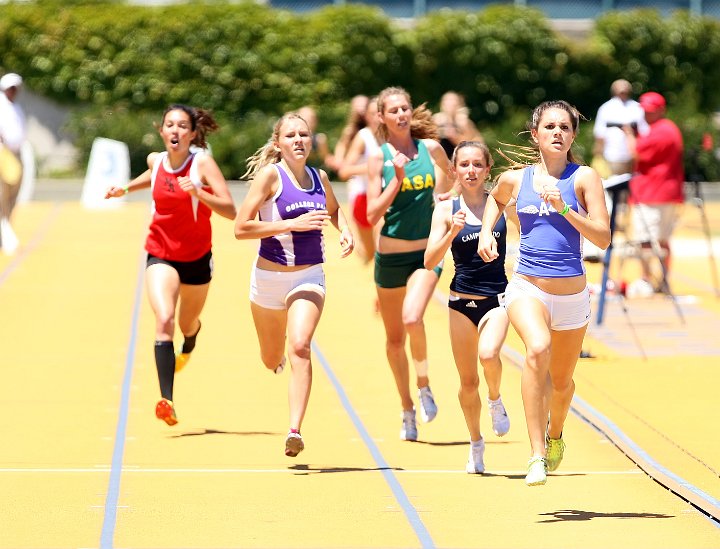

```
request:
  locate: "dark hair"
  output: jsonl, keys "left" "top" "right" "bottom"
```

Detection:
{"left": 160, "top": 104, "right": 219, "bottom": 149}
{"left": 529, "top": 100, "right": 581, "bottom": 134}
{"left": 495, "top": 100, "right": 586, "bottom": 170}
{"left": 529, "top": 100, "right": 582, "bottom": 164}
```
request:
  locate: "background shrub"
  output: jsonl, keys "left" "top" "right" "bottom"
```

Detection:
{"left": 406, "top": 6, "right": 568, "bottom": 123}
{"left": 1, "top": 1, "right": 718, "bottom": 179}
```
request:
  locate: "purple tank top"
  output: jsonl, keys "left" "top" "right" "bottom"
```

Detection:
{"left": 258, "top": 164, "right": 327, "bottom": 266}
{"left": 514, "top": 164, "right": 586, "bottom": 278}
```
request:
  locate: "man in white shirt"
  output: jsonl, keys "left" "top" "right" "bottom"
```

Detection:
{"left": 593, "top": 79, "right": 648, "bottom": 176}
{"left": 0, "top": 72, "right": 27, "bottom": 254}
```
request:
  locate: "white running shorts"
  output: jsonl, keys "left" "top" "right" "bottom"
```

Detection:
{"left": 501, "top": 276, "right": 591, "bottom": 331}
{"left": 250, "top": 261, "right": 326, "bottom": 310}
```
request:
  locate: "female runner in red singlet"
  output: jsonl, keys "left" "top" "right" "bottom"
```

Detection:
{"left": 106, "top": 104, "right": 236, "bottom": 426}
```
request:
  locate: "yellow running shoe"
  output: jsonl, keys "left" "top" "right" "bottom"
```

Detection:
{"left": 525, "top": 456, "right": 547, "bottom": 486}
{"left": 175, "top": 353, "right": 191, "bottom": 372}
{"left": 546, "top": 435, "right": 566, "bottom": 472}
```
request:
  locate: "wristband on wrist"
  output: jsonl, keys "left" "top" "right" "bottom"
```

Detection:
{"left": 559, "top": 202, "right": 570, "bottom": 216}
{"left": 122, "top": 185, "right": 129, "bottom": 195}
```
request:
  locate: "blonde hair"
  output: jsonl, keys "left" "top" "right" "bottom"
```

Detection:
{"left": 376, "top": 86, "right": 438, "bottom": 142}
{"left": 243, "top": 112, "right": 310, "bottom": 180}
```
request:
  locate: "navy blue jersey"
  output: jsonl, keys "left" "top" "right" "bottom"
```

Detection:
{"left": 450, "top": 196, "right": 508, "bottom": 296}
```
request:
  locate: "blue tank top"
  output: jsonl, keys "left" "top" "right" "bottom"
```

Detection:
{"left": 450, "top": 197, "right": 508, "bottom": 296}
{"left": 514, "top": 164, "right": 586, "bottom": 278}
{"left": 257, "top": 164, "right": 326, "bottom": 266}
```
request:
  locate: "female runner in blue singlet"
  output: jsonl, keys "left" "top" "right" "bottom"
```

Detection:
{"left": 477, "top": 101, "right": 610, "bottom": 486}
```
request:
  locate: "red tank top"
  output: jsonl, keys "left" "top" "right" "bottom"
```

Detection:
{"left": 145, "top": 152, "right": 213, "bottom": 261}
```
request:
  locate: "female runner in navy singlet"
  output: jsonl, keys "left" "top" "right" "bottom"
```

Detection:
{"left": 425, "top": 141, "right": 512, "bottom": 474}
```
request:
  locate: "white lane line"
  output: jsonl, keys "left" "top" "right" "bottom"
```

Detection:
{"left": 0, "top": 467, "right": 642, "bottom": 475}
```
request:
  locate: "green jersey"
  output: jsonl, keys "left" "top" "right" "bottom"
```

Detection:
{"left": 380, "top": 140, "right": 436, "bottom": 240}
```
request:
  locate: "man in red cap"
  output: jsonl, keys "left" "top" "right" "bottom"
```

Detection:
{"left": 625, "top": 91, "right": 684, "bottom": 296}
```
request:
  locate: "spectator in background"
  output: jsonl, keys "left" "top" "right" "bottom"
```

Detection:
{"left": 625, "top": 91, "right": 685, "bottom": 295}
{"left": 0, "top": 72, "right": 27, "bottom": 255}
{"left": 297, "top": 106, "right": 332, "bottom": 170}
{"left": 433, "top": 91, "right": 484, "bottom": 160}
{"left": 325, "top": 95, "right": 369, "bottom": 174}
{"left": 587, "top": 79, "right": 647, "bottom": 263}
{"left": 338, "top": 95, "right": 382, "bottom": 263}
{"left": 593, "top": 79, "right": 648, "bottom": 177}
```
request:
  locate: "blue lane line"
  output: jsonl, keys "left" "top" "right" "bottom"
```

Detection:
{"left": 100, "top": 251, "right": 146, "bottom": 549}
{"left": 501, "top": 344, "right": 720, "bottom": 525}
{"left": 312, "top": 342, "right": 436, "bottom": 549}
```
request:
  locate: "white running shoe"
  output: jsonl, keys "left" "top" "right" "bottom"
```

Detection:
{"left": 488, "top": 397, "right": 510, "bottom": 436}
{"left": 626, "top": 278, "right": 655, "bottom": 298}
{"left": 285, "top": 431, "right": 304, "bottom": 457}
{"left": 525, "top": 456, "right": 547, "bottom": 486}
{"left": 400, "top": 409, "right": 418, "bottom": 441}
{"left": 466, "top": 439, "right": 485, "bottom": 474}
{"left": 418, "top": 386, "right": 438, "bottom": 423}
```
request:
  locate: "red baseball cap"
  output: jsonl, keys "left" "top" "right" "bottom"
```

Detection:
{"left": 639, "top": 92, "right": 666, "bottom": 113}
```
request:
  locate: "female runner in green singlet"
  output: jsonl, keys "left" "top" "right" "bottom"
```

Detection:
{"left": 366, "top": 87, "right": 453, "bottom": 442}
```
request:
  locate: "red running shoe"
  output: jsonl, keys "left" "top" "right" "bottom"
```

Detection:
{"left": 155, "top": 398, "right": 178, "bottom": 426}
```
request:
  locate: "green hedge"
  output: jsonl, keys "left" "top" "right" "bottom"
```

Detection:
{"left": 406, "top": 7, "right": 568, "bottom": 121}
{"left": 0, "top": 2, "right": 395, "bottom": 113}
{"left": 1, "top": 1, "right": 719, "bottom": 179}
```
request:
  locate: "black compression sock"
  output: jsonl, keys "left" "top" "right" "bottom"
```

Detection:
{"left": 181, "top": 321, "right": 201, "bottom": 354}
{"left": 154, "top": 340, "right": 175, "bottom": 400}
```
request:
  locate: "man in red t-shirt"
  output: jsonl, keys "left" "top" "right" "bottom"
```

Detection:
{"left": 626, "top": 91, "right": 684, "bottom": 292}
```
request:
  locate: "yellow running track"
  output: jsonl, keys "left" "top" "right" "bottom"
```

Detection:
{"left": 0, "top": 189, "right": 718, "bottom": 548}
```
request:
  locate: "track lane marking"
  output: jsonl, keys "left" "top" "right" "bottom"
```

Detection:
{"left": 312, "top": 342, "right": 436, "bottom": 549}
{"left": 99, "top": 249, "right": 146, "bottom": 549}
{"left": 0, "top": 467, "right": 643, "bottom": 475}
{"left": 432, "top": 288, "right": 720, "bottom": 525}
